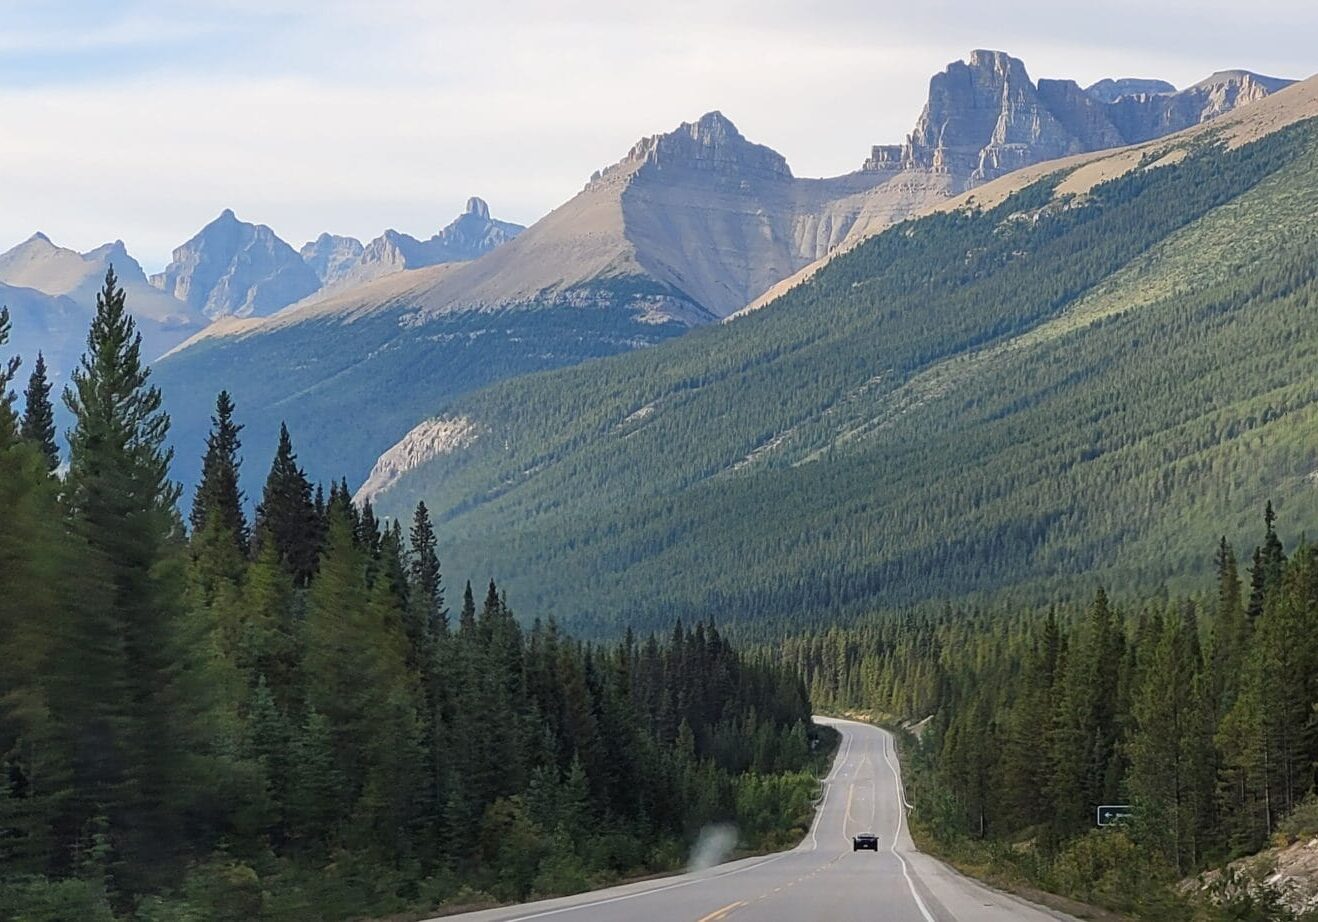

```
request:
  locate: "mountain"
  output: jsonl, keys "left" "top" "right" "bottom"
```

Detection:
{"left": 0, "top": 233, "right": 207, "bottom": 385}
{"left": 300, "top": 197, "right": 525, "bottom": 289}
{"left": 154, "top": 51, "right": 1289, "bottom": 497}
{"left": 150, "top": 209, "right": 322, "bottom": 320}
{"left": 883, "top": 50, "right": 1291, "bottom": 182}
{"left": 1084, "top": 78, "right": 1176, "bottom": 103}
{"left": 359, "top": 75, "right": 1318, "bottom": 635}
{"left": 299, "top": 233, "right": 365, "bottom": 286}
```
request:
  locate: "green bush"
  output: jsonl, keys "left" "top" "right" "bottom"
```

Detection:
{"left": 1279, "top": 793, "right": 1318, "bottom": 842}
{"left": 0, "top": 876, "right": 114, "bottom": 922}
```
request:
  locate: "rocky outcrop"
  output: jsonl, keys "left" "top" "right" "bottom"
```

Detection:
{"left": 300, "top": 233, "right": 365, "bottom": 286}
{"left": 307, "top": 197, "right": 525, "bottom": 289}
{"left": 354, "top": 416, "right": 480, "bottom": 503}
{"left": 1106, "top": 70, "right": 1291, "bottom": 143}
{"left": 0, "top": 232, "right": 208, "bottom": 375}
{"left": 602, "top": 111, "right": 792, "bottom": 183}
{"left": 151, "top": 209, "right": 321, "bottom": 319}
{"left": 1084, "top": 78, "right": 1176, "bottom": 103}
{"left": 868, "top": 51, "right": 1291, "bottom": 182}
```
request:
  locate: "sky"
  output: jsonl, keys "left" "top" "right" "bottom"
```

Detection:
{"left": 2, "top": 0, "right": 1315, "bottom": 272}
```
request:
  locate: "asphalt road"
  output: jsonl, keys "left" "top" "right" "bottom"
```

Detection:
{"left": 435, "top": 717, "right": 1077, "bottom": 921}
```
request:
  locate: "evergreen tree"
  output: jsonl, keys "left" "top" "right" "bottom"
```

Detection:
{"left": 253, "top": 423, "right": 319, "bottom": 585}
{"left": 0, "top": 310, "right": 72, "bottom": 877}
{"left": 408, "top": 501, "right": 446, "bottom": 636}
{"left": 0, "top": 307, "right": 18, "bottom": 412}
{"left": 20, "top": 351, "right": 58, "bottom": 472}
{"left": 62, "top": 268, "right": 190, "bottom": 887}
{"left": 190, "top": 390, "right": 247, "bottom": 555}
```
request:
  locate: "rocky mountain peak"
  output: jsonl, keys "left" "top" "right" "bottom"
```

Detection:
{"left": 302, "top": 199, "right": 524, "bottom": 289}
{"left": 300, "top": 233, "right": 366, "bottom": 285}
{"left": 152, "top": 210, "right": 320, "bottom": 319}
{"left": 1085, "top": 78, "right": 1177, "bottom": 103}
{"left": 868, "top": 50, "right": 1292, "bottom": 182}
{"left": 608, "top": 110, "right": 792, "bottom": 183}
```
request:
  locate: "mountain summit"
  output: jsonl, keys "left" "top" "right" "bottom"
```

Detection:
{"left": 867, "top": 50, "right": 1292, "bottom": 182}
{"left": 151, "top": 209, "right": 321, "bottom": 320}
{"left": 299, "top": 197, "right": 525, "bottom": 290}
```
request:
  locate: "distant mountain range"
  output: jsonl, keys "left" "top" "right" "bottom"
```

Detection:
{"left": 0, "top": 198, "right": 523, "bottom": 387}
{"left": 147, "top": 51, "right": 1293, "bottom": 494}
{"left": 0, "top": 233, "right": 208, "bottom": 388}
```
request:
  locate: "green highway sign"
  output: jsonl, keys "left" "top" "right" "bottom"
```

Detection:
{"left": 1096, "top": 805, "right": 1133, "bottom": 827}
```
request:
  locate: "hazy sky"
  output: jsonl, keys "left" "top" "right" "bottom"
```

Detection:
{"left": 3, "top": 0, "right": 1314, "bottom": 271}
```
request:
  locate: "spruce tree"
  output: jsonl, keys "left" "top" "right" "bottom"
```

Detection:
{"left": 20, "top": 351, "right": 59, "bottom": 472}
{"left": 0, "top": 307, "right": 18, "bottom": 413}
{"left": 0, "top": 309, "right": 72, "bottom": 876}
{"left": 253, "top": 423, "right": 319, "bottom": 585}
{"left": 62, "top": 268, "right": 189, "bottom": 884}
{"left": 409, "top": 501, "right": 447, "bottom": 636}
{"left": 190, "top": 390, "right": 247, "bottom": 554}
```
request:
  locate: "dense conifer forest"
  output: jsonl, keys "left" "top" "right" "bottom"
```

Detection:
{"left": 779, "top": 512, "right": 1318, "bottom": 919}
{"left": 0, "top": 279, "right": 824, "bottom": 920}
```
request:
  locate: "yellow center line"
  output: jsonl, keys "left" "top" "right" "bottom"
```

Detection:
{"left": 695, "top": 900, "right": 746, "bottom": 922}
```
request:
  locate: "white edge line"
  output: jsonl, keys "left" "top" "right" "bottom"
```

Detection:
{"left": 808, "top": 720, "right": 853, "bottom": 851}
{"left": 882, "top": 728, "right": 937, "bottom": 922}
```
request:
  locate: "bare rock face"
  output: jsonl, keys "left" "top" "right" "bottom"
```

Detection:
{"left": 311, "top": 197, "right": 525, "bottom": 289}
{"left": 1105, "top": 70, "right": 1292, "bottom": 143}
{"left": 354, "top": 416, "right": 480, "bottom": 503}
{"left": 902, "top": 50, "right": 1072, "bottom": 177}
{"left": 300, "top": 233, "right": 365, "bottom": 285}
{"left": 1085, "top": 78, "right": 1177, "bottom": 103}
{"left": 875, "top": 51, "right": 1292, "bottom": 183}
{"left": 152, "top": 209, "right": 321, "bottom": 319}
{"left": 595, "top": 111, "right": 792, "bottom": 189}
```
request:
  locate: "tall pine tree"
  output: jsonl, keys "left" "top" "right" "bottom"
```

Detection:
{"left": 253, "top": 423, "right": 319, "bottom": 586}
{"left": 190, "top": 390, "right": 247, "bottom": 555}
{"left": 20, "top": 351, "right": 59, "bottom": 472}
{"left": 62, "top": 268, "right": 191, "bottom": 889}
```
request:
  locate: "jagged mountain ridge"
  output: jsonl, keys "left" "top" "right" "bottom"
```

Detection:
{"left": 148, "top": 198, "right": 525, "bottom": 321}
{"left": 0, "top": 233, "right": 209, "bottom": 385}
{"left": 150, "top": 209, "right": 323, "bottom": 320}
{"left": 299, "top": 196, "right": 525, "bottom": 290}
{"left": 865, "top": 50, "right": 1292, "bottom": 182}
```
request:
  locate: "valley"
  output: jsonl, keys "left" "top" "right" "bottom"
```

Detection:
{"left": 3, "top": 27, "right": 1317, "bottom": 922}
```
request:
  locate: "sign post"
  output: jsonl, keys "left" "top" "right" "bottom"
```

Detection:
{"left": 1096, "top": 805, "right": 1133, "bottom": 827}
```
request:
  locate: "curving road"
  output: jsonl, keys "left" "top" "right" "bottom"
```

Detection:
{"left": 435, "top": 718, "right": 1077, "bottom": 921}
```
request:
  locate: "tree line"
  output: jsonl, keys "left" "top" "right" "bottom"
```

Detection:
{"left": 0, "top": 275, "right": 823, "bottom": 920}
{"left": 779, "top": 507, "right": 1318, "bottom": 918}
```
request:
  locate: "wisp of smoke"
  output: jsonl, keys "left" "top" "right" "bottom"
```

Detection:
{"left": 686, "top": 823, "right": 738, "bottom": 872}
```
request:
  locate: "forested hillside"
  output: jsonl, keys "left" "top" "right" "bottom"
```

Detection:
{"left": 152, "top": 291, "right": 695, "bottom": 495}
{"left": 0, "top": 282, "right": 823, "bottom": 920}
{"left": 369, "top": 111, "right": 1318, "bottom": 635}
{"left": 781, "top": 512, "right": 1318, "bottom": 919}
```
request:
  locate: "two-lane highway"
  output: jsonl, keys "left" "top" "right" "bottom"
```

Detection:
{"left": 436, "top": 718, "right": 1077, "bottom": 921}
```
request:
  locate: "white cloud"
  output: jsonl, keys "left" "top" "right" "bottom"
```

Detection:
{"left": 1, "top": 1, "right": 1313, "bottom": 269}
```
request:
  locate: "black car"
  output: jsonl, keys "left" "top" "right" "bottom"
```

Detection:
{"left": 852, "top": 833, "right": 879, "bottom": 851}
